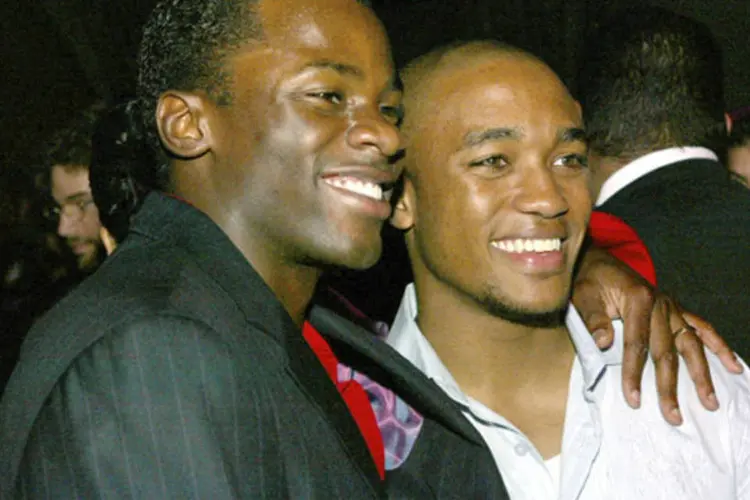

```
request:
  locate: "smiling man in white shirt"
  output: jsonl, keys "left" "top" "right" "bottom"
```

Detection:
{"left": 385, "top": 40, "right": 750, "bottom": 499}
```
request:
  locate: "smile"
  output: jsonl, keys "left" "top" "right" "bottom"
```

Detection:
{"left": 491, "top": 238, "right": 562, "bottom": 253}
{"left": 323, "top": 176, "right": 385, "bottom": 201}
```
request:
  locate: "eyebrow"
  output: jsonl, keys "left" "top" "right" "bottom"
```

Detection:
{"left": 300, "top": 59, "right": 364, "bottom": 78}
{"left": 559, "top": 127, "right": 587, "bottom": 145}
{"left": 462, "top": 127, "right": 521, "bottom": 148}
{"left": 461, "top": 126, "right": 587, "bottom": 149}
{"left": 62, "top": 191, "right": 93, "bottom": 203}
{"left": 300, "top": 60, "right": 403, "bottom": 93}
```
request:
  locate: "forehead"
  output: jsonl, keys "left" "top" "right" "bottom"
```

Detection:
{"left": 50, "top": 164, "right": 90, "bottom": 198}
{"left": 420, "top": 56, "right": 580, "bottom": 142}
{"left": 251, "top": 0, "right": 394, "bottom": 77}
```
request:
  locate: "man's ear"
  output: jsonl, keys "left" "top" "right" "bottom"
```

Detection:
{"left": 390, "top": 175, "right": 416, "bottom": 231}
{"left": 156, "top": 91, "right": 213, "bottom": 159}
{"left": 725, "top": 112, "right": 733, "bottom": 135}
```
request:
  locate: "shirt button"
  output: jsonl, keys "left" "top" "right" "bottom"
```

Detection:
{"left": 514, "top": 443, "right": 530, "bottom": 456}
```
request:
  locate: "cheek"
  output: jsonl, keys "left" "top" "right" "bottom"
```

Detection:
{"left": 83, "top": 210, "right": 102, "bottom": 236}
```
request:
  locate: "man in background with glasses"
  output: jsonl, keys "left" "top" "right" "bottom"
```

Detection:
{"left": 40, "top": 103, "right": 106, "bottom": 274}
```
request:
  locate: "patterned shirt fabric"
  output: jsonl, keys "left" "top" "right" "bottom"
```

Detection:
{"left": 383, "top": 283, "right": 750, "bottom": 500}
{"left": 337, "top": 360, "right": 424, "bottom": 471}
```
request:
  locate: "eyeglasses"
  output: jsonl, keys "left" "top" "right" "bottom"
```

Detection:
{"left": 42, "top": 197, "right": 96, "bottom": 222}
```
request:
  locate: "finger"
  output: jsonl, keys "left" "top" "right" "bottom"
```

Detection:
{"left": 582, "top": 312, "right": 616, "bottom": 349}
{"left": 650, "top": 298, "right": 682, "bottom": 425}
{"left": 619, "top": 287, "right": 654, "bottom": 409}
{"left": 674, "top": 325, "right": 719, "bottom": 411}
{"left": 571, "top": 280, "right": 616, "bottom": 350}
{"left": 683, "top": 312, "right": 742, "bottom": 373}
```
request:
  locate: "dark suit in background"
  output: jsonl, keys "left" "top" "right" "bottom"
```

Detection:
{"left": 596, "top": 156, "right": 750, "bottom": 360}
{"left": 0, "top": 192, "right": 507, "bottom": 498}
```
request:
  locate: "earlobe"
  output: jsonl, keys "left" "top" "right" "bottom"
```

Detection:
{"left": 389, "top": 177, "right": 416, "bottom": 230}
{"left": 156, "top": 91, "right": 213, "bottom": 159}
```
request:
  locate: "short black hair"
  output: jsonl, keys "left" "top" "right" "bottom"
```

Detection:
{"left": 135, "top": 0, "right": 264, "bottom": 187}
{"left": 578, "top": 7, "right": 725, "bottom": 158}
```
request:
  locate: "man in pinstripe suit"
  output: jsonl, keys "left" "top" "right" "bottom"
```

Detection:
{"left": 0, "top": 0, "right": 738, "bottom": 497}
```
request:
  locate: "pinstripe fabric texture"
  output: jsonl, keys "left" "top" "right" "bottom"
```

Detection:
{"left": 1, "top": 193, "right": 386, "bottom": 499}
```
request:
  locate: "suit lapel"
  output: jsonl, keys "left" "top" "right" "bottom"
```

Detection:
{"left": 135, "top": 194, "right": 384, "bottom": 493}
{"left": 309, "top": 306, "right": 485, "bottom": 447}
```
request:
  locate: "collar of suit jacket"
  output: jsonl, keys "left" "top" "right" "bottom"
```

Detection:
{"left": 130, "top": 192, "right": 385, "bottom": 490}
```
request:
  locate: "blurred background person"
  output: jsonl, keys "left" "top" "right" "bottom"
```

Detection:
{"left": 0, "top": 165, "right": 78, "bottom": 393}
{"left": 1, "top": 103, "right": 109, "bottom": 393}
{"left": 727, "top": 105, "right": 750, "bottom": 187}
{"left": 579, "top": 6, "right": 750, "bottom": 360}
{"left": 39, "top": 103, "right": 106, "bottom": 274}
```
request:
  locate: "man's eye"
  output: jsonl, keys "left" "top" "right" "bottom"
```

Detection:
{"left": 77, "top": 199, "right": 95, "bottom": 210}
{"left": 468, "top": 155, "right": 508, "bottom": 168}
{"left": 308, "top": 91, "right": 343, "bottom": 104}
{"left": 553, "top": 153, "right": 589, "bottom": 169}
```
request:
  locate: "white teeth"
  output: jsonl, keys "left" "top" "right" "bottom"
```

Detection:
{"left": 324, "top": 177, "right": 383, "bottom": 200}
{"left": 491, "top": 238, "right": 562, "bottom": 253}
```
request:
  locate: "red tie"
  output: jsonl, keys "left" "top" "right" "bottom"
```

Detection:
{"left": 588, "top": 211, "right": 658, "bottom": 286}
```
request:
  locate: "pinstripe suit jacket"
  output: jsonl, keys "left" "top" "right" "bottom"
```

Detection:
{"left": 0, "top": 193, "right": 507, "bottom": 499}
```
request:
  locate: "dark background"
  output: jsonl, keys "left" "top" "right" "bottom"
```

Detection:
{"left": 1, "top": 0, "right": 748, "bottom": 171}
{"left": 1, "top": 0, "right": 748, "bottom": 318}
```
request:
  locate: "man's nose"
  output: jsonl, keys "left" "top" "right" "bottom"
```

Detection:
{"left": 57, "top": 212, "right": 78, "bottom": 238}
{"left": 345, "top": 108, "right": 402, "bottom": 159}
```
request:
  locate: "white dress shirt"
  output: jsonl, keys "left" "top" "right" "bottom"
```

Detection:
{"left": 387, "top": 284, "right": 750, "bottom": 500}
{"left": 595, "top": 146, "right": 719, "bottom": 206}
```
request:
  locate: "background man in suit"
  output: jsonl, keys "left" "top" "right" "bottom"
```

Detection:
{"left": 579, "top": 7, "right": 750, "bottom": 360}
{"left": 387, "top": 40, "right": 750, "bottom": 499}
{"left": 0, "top": 0, "right": 741, "bottom": 497}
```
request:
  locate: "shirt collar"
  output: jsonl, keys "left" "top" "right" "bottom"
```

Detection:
{"left": 386, "top": 284, "right": 624, "bottom": 400}
{"left": 387, "top": 284, "right": 473, "bottom": 406}
{"left": 595, "top": 146, "right": 718, "bottom": 207}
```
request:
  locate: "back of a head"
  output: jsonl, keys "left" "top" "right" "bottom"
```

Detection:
{"left": 89, "top": 102, "right": 155, "bottom": 244}
{"left": 578, "top": 7, "right": 725, "bottom": 158}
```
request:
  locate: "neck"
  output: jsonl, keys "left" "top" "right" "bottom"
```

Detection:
{"left": 172, "top": 182, "right": 320, "bottom": 327}
{"left": 413, "top": 276, "right": 575, "bottom": 406}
